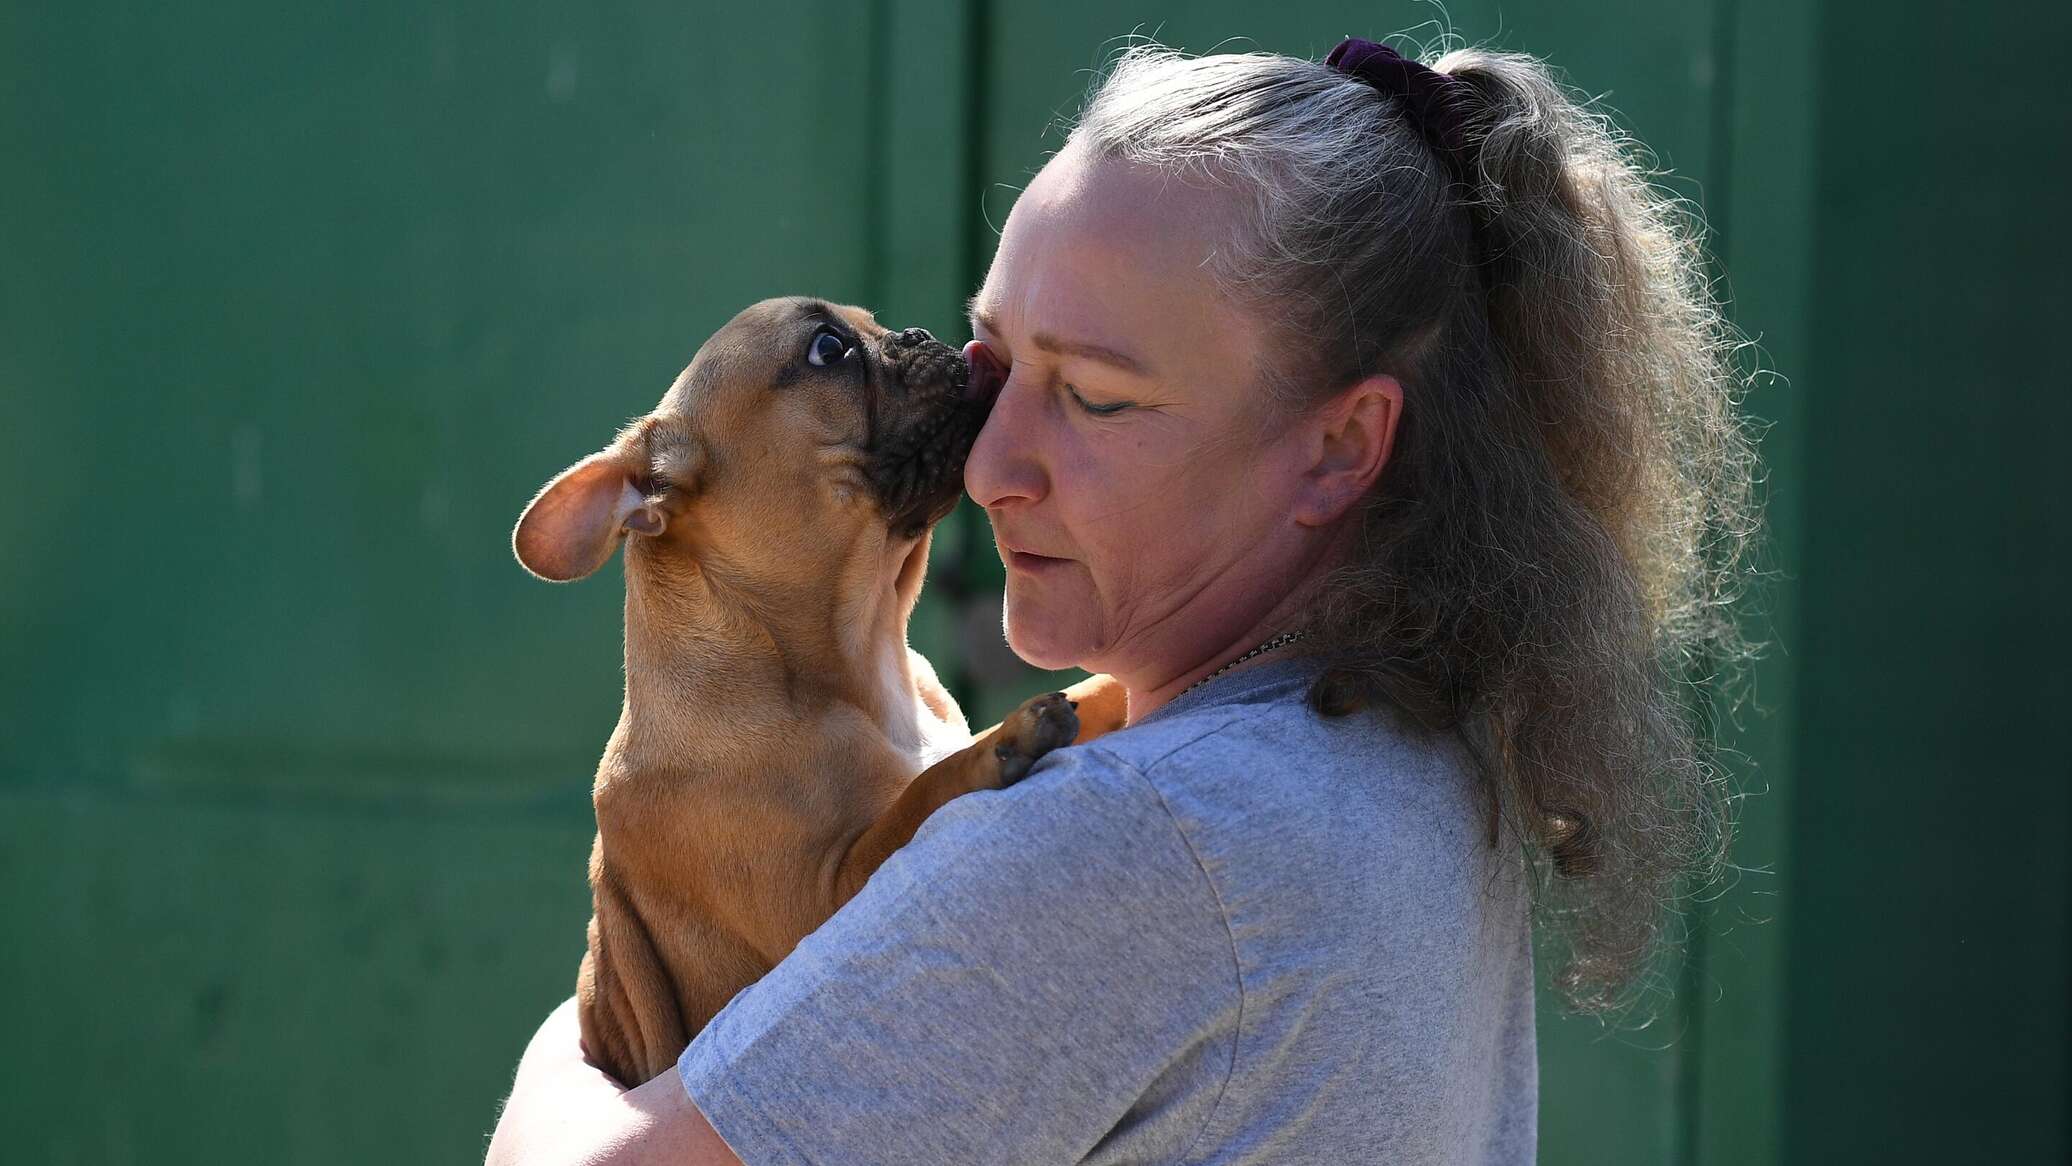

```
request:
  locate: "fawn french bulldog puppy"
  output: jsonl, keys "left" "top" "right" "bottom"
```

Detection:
{"left": 513, "top": 297, "right": 1127, "bottom": 1086}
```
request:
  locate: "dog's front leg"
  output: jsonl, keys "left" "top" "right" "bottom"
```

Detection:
{"left": 830, "top": 692, "right": 1079, "bottom": 906}
{"left": 1059, "top": 673, "right": 1128, "bottom": 744}
{"left": 578, "top": 857, "right": 689, "bottom": 1088}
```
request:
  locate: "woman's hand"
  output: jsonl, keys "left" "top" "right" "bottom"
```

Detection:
{"left": 485, "top": 996, "right": 741, "bottom": 1166}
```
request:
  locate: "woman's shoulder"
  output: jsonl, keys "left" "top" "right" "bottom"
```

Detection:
{"left": 1095, "top": 662, "right": 1472, "bottom": 791}
{"left": 955, "top": 659, "right": 1483, "bottom": 882}
{"left": 1057, "top": 663, "right": 1491, "bottom": 879}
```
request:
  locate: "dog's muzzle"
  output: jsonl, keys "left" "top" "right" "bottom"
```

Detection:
{"left": 867, "top": 327, "right": 1003, "bottom": 537}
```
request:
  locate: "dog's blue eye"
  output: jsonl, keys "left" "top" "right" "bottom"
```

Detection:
{"left": 807, "top": 330, "right": 852, "bottom": 367}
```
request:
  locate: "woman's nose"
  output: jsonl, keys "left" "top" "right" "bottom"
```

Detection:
{"left": 963, "top": 343, "right": 1048, "bottom": 509}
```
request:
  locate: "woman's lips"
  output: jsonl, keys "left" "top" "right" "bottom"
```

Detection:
{"left": 1007, "top": 549, "right": 1070, "bottom": 573}
{"left": 996, "top": 524, "right": 1070, "bottom": 572}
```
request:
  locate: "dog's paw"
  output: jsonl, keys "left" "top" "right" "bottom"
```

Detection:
{"left": 992, "top": 692, "right": 1079, "bottom": 786}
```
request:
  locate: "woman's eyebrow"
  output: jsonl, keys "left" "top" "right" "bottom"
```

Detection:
{"left": 968, "top": 300, "right": 1155, "bottom": 378}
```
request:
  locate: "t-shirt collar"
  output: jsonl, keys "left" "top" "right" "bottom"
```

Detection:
{"left": 1135, "top": 654, "right": 1325, "bottom": 727}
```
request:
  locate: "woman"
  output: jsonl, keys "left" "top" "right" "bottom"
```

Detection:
{"left": 487, "top": 36, "right": 1757, "bottom": 1165}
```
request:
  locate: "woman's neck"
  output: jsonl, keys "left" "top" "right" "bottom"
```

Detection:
{"left": 1118, "top": 531, "right": 1343, "bottom": 723}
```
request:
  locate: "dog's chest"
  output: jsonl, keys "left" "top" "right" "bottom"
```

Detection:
{"left": 907, "top": 707, "right": 970, "bottom": 772}
{"left": 878, "top": 653, "right": 970, "bottom": 773}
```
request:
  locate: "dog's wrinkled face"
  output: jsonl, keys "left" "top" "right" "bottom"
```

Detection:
{"left": 513, "top": 296, "right": 1002, "bottom": 588}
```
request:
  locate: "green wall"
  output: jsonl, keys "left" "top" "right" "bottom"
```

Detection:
{"left": 2, "top": 1, "right": 2063, "bottom": 1162}
{"left": 1779, "top": 0, "right": 2071, "bottom": 1159}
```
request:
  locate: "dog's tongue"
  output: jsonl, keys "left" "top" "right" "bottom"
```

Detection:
{"left": 960, "top": 340, "right": 1008, "bottom": 404}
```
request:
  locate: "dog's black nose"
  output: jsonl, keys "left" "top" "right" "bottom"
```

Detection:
{"left": 891, "top": 327, "right": 934, "bottom": 347}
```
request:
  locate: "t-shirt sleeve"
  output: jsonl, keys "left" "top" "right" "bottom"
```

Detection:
{"left": 675, "top": 742, "right": 1240, "bottom": 1166}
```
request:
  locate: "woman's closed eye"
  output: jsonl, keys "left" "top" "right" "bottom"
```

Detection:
{"left": 1067, "top": 384, "right": 1134, "bottom": 416}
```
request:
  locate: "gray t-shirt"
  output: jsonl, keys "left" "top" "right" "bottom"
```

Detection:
{"left": 677, "top": 656, "right": 1537, "bottom": 1164}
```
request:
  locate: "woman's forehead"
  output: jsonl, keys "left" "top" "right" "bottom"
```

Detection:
{"left": 974, "top": 150, "right": 1264, "bottom": 384}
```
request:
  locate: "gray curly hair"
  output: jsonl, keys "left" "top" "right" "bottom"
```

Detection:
{"left": 1065, "top": 40, "right": 1765, "bottom": 1014}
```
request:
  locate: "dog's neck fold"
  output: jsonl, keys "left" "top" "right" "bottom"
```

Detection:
{"left": 614, "top": 530, "right": 934, "bottom": 760}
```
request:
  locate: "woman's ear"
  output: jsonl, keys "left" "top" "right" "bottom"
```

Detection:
{"left": 1292, "top": 373, "right": 1402, "bottom": 528}
{"left": 512, "top": 449, "right": 669, "bottom": 582}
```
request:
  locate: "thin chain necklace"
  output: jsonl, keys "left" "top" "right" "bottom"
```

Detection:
{"left": 1178, "top": 630, "right": 1309, "bottom": 700}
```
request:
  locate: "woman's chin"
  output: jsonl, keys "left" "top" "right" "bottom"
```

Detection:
{"left": 1001, "top": 601, "right": 1099, "bottom": 673}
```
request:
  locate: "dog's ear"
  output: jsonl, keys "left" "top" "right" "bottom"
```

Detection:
{"left": 512, "top": 449, "right": 670, "bottom": 582}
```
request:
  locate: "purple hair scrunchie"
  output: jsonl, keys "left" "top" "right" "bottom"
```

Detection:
{"left": 1324, "top": 37, "right": 1480, "bottom": 182}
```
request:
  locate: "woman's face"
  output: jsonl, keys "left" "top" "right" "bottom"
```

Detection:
{"left": 964, "top": 146, "right": 1321, "bottom": 679}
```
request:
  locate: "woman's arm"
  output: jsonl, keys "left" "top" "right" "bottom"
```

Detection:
{"left": 484, "top": 996, "right": 744, "bottom": 1166}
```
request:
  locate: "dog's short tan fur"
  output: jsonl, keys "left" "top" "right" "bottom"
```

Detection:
{"left": 514, "top": 297, "right": 1127, "bottom": 1086}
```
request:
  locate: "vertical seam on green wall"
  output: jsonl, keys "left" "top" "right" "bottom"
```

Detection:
{"left": 861, "top": 0, "right": 890, "bottom": 308}
{"left": 945, "top": 0, "right": 995, "bottom": 713}
{"left": 958, "top": 0, "right": 993, "bottom": 303}
{"left": 1679, "top": 0, "right": 1741, "bottom": 1163}
{"left": 1704, "top": 0, "right": 1739, "bottom": 254}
